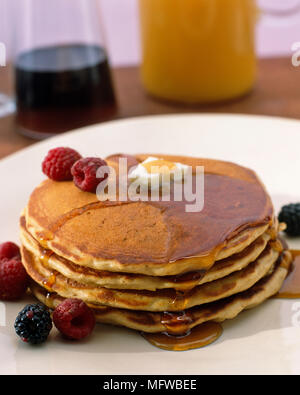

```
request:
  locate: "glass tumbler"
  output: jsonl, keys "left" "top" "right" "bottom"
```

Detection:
{"left": 13, "top": 0, "right": 117, "bottom": 139}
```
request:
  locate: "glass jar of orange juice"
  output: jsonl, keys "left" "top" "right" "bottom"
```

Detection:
{"left": 138, "top": 0, "right": 300, "bottom": 103}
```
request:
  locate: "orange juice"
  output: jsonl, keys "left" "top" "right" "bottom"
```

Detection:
{"left": 138, "top": 0, "right": 258, "bottom": 103}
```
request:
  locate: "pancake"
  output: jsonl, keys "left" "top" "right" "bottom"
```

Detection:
{"left": 25, "top": 208, "right": 270, "bottom": 276}
{"left": 20, "top": 215, "right": 273, "bottom": 291}
{"left": 20, "top": 239, "right": 281, "bottom": 312}
{"left": 24, "top": 155, "right": 274, "bottom": 276}
{"left": 30, "top": 249, "right": 292, "bottom": 333}
{"left": 20, "top": 153, "right": 290, "bottom": 340}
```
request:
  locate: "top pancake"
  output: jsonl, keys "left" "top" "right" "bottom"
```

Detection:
{"left": 24, "top": 154, "right": 274, "bottom": 276}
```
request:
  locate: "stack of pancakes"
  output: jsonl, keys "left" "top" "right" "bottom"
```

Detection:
{"left": 20, "top": 154, "right": 292, "bottom": 335}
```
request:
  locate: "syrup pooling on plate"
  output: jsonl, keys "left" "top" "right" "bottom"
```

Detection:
{"left": 142, "top": 321, "right": 223, "bottom": 351}
{"left": 276, "top": 250, "right": 300, "bottom": 299}
{"left": 142, "top": 310, "right": 223, "bottom": 351}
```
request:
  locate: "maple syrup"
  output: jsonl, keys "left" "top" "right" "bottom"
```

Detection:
{"left": 40, "top": 246, "right": 57, "bottom": 289}
{"left": 40, "top": 249, "right": 53, "bottom": 266}
{"left": 42, "top": 273, "right": 56, "bottom": 289}
{"left": 142, "top": 310, "right": 223, "bottom": 351}
{"left": 161, "top": 311, "right": 194, "bottom": 335}
{"left": 171, "top": 270, "right": 205, "bottom": 284}
{"left": 142, "top": 321, "right": 223, "bottom": 351}
{"left": 45, "top": 292, "right": 52, "bottom": 302}
{"left": 275, "top": 250, "right": 300, "bottom": 299}
{"left": 36, "top": 230, "right": 54, "bottom": 249}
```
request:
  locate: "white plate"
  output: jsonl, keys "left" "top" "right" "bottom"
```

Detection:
{"left": 1, "top": 113, "right": 300, "bottom": 375}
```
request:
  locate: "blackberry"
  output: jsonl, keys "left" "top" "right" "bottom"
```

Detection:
{"left": 14, "top": 303, "right": 52, "bottom": 344}
{"left": 278, "top": 203, "right": 300, "bottom": 237}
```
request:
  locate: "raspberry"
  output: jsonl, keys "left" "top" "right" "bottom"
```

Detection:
{"left": 53, "top": 298, "right": 96, "bottom": 340}
{"left": 0, "top": 258, "right": 28, "bottom": 300}
{"left": 14, "top": 304, "right": 52, "bottom": 344}
{"left": 71, "top": 157, "right": 109, "bottom": 193}
{"left": 0, "top": 241, "right": 20, "bottom": 261}
{"left": 42, "top": 147, "right": 82, "bottom": 181}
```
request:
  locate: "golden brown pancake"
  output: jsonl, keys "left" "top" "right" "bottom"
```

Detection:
{"left": 30, "top": 250, "right": 292, "bottom": 333}
{"left": 20, "top": 153, "right": 289, "bottom": 337}
{"left": 20, "top": 216, "right": 272, "bottom": 291}
{"left": 20, "top": 240, "right": 281, "bottom": 312}
{"left": 24, "top": 155, "right": 274, "bottom": 276}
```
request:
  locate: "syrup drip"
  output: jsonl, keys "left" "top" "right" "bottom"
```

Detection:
{"left": 275, "top": 250, "right": 300, "bottom": 299}
{"left": 161, "top": 311, "right": 194, "bottom": 335}
{"left": 42, "top": 273, "right": 56, "bottom": 289}
{"left": 171, "top": 270, "right": 205, "bottom": 284}
{"left": 40, "top": 248, "right": 56, "bottom": 289}
{"left": 45, "top": 292, "right": 52, "bottom": 301}
{"left": 170, "top": 290, "right": 194, "bottom": 310}
{"left": 269, "top": 239, "right": 284, "bottom": 254}
{"left": 37, "top": 231, "right": 54, "bottom": 248}
{"left": 45, "top": 292, "right": 55, "bottom": 308}
{"left": 142, "top": 321, "right": 223, "bottom": 351}
{"left": 40, "top": 249, "right": 54, "bottom": 266}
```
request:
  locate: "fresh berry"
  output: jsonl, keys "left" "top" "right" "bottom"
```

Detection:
{"left": 278, "top": 203, "right": 300, "bottom": 236}
{"left": 42, "top": 147, "right": 82, "bottom": 181}
{"left": 0, "top": 258, "right": 28, "bottom": 300}
{"left": 71, "top": 157, "right": 109, "bottom": 193}
{"left": 14, "top": 304, "right": 52, "bottom": 344}
{"left": 53, "top": 298, "right": 95, "bottom": 340}
{"left": 0, "top": 242, "right": 20, "bottom": 261}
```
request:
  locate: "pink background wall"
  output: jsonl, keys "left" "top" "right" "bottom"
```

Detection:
{"left": 1, "top": 0, "right": 300, "bottom": 66}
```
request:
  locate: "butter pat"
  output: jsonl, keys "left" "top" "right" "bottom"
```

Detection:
{"left": 128, "top": 157, "right": 188, "bottom": 189}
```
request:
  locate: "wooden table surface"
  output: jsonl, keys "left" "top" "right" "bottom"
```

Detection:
{"left": 0, "top": 56, "right": 299, "bottom": 160}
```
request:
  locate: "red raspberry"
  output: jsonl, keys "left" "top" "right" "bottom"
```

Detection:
{"left": 0, "top": 242, "right": 21, "bottom": 261}
{"left": 53, "top": 298, "right": 96, "bottom": 340}
{"left": 71, "top": 157, "right": 109, "bottom": 193}
{"left": 42, "top": 147, "right": 82, "bottom": 181}
{"left": 0, "top": 258, "right": 28, "bottom": 300}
